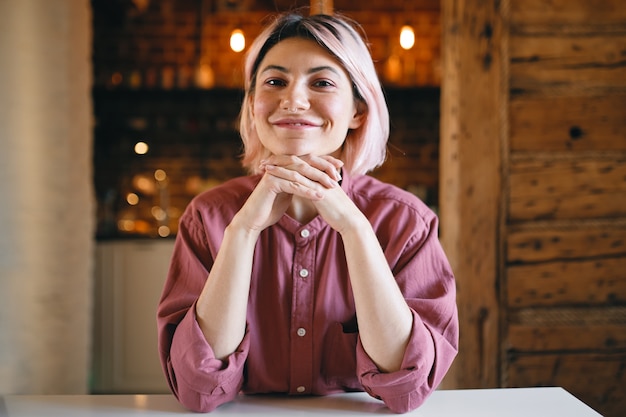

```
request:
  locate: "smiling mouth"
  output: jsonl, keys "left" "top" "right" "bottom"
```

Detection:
{"left": 272, "top": 116, "right": 319, "bottom": 127}
{"left": 273, "top": 121, "right": 318, "bottom": 129}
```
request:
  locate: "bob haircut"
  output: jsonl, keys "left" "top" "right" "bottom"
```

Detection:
{"left": 239, "top": 12, "right": 390, "bottom": 176}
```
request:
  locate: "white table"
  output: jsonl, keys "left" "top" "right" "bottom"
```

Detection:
{"left": 0, "top": 388, "right": 602, "bottom": 416}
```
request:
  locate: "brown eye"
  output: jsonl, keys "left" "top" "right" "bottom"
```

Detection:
{"left": 266, "top": 78, "right": 286, "bottom": 87}
{"left": 313, "top": 79, "right": 334, "bottom": 88}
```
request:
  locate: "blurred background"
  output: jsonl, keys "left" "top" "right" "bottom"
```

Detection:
{"left": 0, "top": 1, "right": 624, "bottom": 416}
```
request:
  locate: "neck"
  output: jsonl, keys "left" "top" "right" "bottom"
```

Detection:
{"left": 287, "top": 196, "right": 318, "bottom": 224}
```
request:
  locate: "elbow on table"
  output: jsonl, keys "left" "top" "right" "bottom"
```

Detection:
{"left": 173, "top": 384, "right": 238, "bottom": 413}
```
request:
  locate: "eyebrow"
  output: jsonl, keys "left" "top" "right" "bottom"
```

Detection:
{"left": 259, "top": 64, "right": 342, "bottom": 76}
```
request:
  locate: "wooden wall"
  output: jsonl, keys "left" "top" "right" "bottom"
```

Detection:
{"left": 441, "top": 1, "right": 626, "bottom": 416}
{"left": 505, "top": 1, "right": 626, "bottom": 415}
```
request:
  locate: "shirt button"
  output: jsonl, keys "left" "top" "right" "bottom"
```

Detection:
{"left": 297, "top": 327, "right": 306, "bottom": 337}
{"left": 299, "top": 268, "right": 309, "bottom": 278}
{"left": 296, "top": 386, "right": 306, "bottom": 393}
{"left": 300, "top": 229, "right": 310, "bottom": 238}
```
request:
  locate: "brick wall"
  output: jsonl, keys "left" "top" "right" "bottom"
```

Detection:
{"left": 92, "top": 0, "right": 441, "bottom": 237}
{"left": 93, "top": 0, "right": 441, "bottom": 88}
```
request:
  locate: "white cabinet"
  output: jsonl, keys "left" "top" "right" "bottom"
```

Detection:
{"left": 92, "top": 239, "right": 174, "bottom": 393}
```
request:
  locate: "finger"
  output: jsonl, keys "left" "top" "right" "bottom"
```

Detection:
{"left": 318, "top": 154, "right": 345, "bottom": 170}
{"left": 287, "top": 179, "right": 324, "bottom": 200}
{"left": 262, "top": 155, "right": 339, "bottom": 188}
{"left": 303, "top": 155, "right": 343, "bottom": 182}
{"left": 263, "top": 164, "right": 330, "bottom": 195}
{"left": 262, "top": 154, "right": 342, "bottom": 181}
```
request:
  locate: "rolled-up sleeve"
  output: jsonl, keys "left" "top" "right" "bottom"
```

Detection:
{"left": 356, "top": 209, "right": 459, "bottom": 414}
{"left": 157, "top": 205, "right": 249, "bottom": 412}
{"left": 167, "top": 305, "right": 249, "bottom": 412}
{"left": 356, "top": 308, "right": 457, "bottom": 413}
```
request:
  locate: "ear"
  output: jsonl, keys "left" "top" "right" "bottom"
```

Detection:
{"left": 349, "top": 101, "right": 366, "bottom": 129}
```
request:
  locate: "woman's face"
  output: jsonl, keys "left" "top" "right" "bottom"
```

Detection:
{"left": 250, "top": 37, "right": 363, "bottom": 159}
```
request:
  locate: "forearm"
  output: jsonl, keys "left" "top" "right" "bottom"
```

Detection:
{"left": 195, "top": 220, "right": 259, "bottom": 359}
{"left": 340, "top": 215, "right": 413, "bottom": 372}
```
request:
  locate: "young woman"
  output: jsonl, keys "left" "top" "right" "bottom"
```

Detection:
{"left": 157, "top": 12, "right": 458, "bottom": 414}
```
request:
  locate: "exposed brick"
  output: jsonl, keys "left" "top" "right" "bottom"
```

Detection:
{"left": 92, "top": 0, "right": 442, "bottom": 237}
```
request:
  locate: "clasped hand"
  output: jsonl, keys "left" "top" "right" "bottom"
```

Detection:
{"left": 233, "top": 154, "right": 358, "bottom": 234}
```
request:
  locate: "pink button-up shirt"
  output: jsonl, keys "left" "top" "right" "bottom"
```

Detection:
{"left": 157, "top": 172, "right": 458, "bottom": 413}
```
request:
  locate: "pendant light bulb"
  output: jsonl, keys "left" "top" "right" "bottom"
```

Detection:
{"left": 399, "top": 25, "right": 415, "bottom": 50}
{"left": 230, "top": 29, "right": 245, "bottom": 53}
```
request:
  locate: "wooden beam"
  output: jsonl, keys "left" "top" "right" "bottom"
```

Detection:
{"left": 310, "top": 0, "right": 333, "bottom": 15}
{"left": 439, "top": 0, "right": 504, "bottom": 389}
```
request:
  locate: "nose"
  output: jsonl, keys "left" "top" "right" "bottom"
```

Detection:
{"left": 281, "top": 82, "right": 309, "bottom": 112}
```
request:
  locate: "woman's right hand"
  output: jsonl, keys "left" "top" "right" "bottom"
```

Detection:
{"left": 230, "top": 169, "right": 294, "bottom": 234}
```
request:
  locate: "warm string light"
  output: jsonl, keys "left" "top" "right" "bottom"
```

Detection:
{"left": 230, "top": 29, "right": 245, "bottom": 52}
{"left": 400, "top": 25, "right": 415, "bottom": 50}
{"left": 134, "top": 141, "right": 149, "bottom": 154}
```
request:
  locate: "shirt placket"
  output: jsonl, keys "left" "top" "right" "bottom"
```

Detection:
{"left": 289, "top": 226, "right": 316, "bottom": 394}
